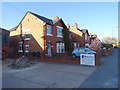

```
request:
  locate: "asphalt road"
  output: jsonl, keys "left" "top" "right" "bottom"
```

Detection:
{"left": 79, "top": 48, "right": 118, "bottom": 88}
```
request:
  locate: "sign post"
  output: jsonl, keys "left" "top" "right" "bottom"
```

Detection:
{"left": 80, "top": 54, "right": 95, "bottom": 66}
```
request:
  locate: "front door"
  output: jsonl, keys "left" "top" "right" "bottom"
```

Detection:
{"left": 47, "top": 43, "right": 52, "bottom": 56}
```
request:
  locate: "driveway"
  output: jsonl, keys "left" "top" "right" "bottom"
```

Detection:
{"left": 79, "top": 48, "right": 118, "bottom": 88}
{"left": 2, "top": 59, "right": 97, "bottom": 88}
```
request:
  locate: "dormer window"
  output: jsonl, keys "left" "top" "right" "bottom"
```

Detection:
{"left": 46, "top": 25, "right": 52, "bottom": 36}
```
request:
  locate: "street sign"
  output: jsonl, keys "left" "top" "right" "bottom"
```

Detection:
{"left": 80, "top": 54, "right": 95, "bottom": 66}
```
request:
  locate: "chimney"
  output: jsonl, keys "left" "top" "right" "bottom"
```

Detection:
{"left": 54, "top": 16, "right": 59, "bottom": 20}
{"left": 67, "top": 24, "right": 70, "bottom": 29}
{"left": 74, "top": 23, "right": 78, "bottom": 29}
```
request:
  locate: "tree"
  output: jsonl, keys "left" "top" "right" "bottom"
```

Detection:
{"left": 102, "top": 37, "right": 118, "bottom": 44}
{"left": 89, "top": 40, "right": 102, "bottom": 52}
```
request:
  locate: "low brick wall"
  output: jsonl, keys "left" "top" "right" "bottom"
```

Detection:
{"left": 37, "top": 53, "right": 100, "bottom": 66}
{"left": 40, "top": 56, "right": 80, "bottom": 64}
{"left": 101, "top": 48, "right": 113, "bottom": 56}
{"left": 20, "top": 53, "right": 100, "bottom": 66}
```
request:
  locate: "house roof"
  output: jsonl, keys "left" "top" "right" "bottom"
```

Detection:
{"left": 29, "top": 12, "right": 53, "bottom": 25}
{"left": 80, "top": 29, "right": 89, "bottom": 35}
{"left": 9, "top": 26, "right": 18, "bottom": 31}
{"left": 0, "top": 27, "right": 10, "bottom": 33}
{"left": 9, "top": 11, "right": 67, "bottom": 32}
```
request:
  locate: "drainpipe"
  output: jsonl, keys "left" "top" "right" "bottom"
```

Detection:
{"left": 20, "top": 23, "right": 25, "bottom": 56}
{"left": 43, "top": 24, "right": 46, "bottom": 57}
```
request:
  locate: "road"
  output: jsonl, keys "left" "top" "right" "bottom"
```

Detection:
{"left": 79, "top": 48, "right": 118, "bottom": 88}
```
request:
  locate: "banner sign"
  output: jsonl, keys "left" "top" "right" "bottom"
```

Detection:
{"left": 80, "top": 54, "right": 95, "bottom": 66}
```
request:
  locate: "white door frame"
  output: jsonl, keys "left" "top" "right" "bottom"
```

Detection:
{"left": 47, "top": 43, "right": 52, "bottom": 56}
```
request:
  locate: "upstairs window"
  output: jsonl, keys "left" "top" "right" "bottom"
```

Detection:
{"left": 57, "top": 26, "right": 63, "bottom": 37}
{"left": 22, "top": 28, "right": 30, "bottom": 40}
{"left": 46, "top": 25, "right": 52, "bottom": 36}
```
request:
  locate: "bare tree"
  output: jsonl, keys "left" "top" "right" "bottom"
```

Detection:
{"left": 102, "top": 37, "right": 118, "bottom": 44}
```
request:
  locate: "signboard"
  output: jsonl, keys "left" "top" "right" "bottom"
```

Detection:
{"left": 80, "top": 54, "right": 95, "bottom": 66}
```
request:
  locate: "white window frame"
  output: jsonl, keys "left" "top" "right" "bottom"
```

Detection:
{"left": 25, "top": 45, "right": 29, "bottom": 52}
{"left": 57, "top": 26, "right": 63, "bottom": 37}
{"left": 73, "top": 43, "right": 77, "bottom": 49}
{"left": 85, "top": 33, "right": 87, "bottom": 40}
{"left": 24, "top": 34, "right": 30, "bottom": 40}
{"left": 22, "top": 29, "right": 30, "bottom": 40}
{"left": 18, "top": 42, "right": 23, "bottom": 52}
{"left": 56, "top": 43, "right": 65, "bottom": 53}
{"left": 46, "top": 25, "right": 53, "bottom": 36}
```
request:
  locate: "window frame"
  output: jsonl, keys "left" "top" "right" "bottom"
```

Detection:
{"left": 18, "top": 42, "right": 23, "bottom": 52}
{"left": 57, "top": 26, "right": 63, "bottom": 37}
{"left": 46, "top": 25, "right": 53, "bottom": 36}
{"left": 56, "top": 43, "right": 65, "bottom": 53}
{"left": 22, "top": 29, "right": 30, "bottom": 40}
{"left": 25, "top": 45, "right": 29, "bottom": 52}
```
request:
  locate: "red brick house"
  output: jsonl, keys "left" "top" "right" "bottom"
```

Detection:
{"left": 67, "top": 23, "right": 85, "bottom": 49}
{"left": 0, "top": 28, "right": 10, "bottom": 59}
{"left": 10, "top": 12, "right": 69, "bottom": 58}
{"left": 80, "top": 29, "right": 90, "bottom": 47}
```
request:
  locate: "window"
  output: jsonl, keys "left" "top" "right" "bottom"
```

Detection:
{"left": 18, "top": 42, "right": 23, "bottom": 52}
{"left": 56, "top": 43, "right": 65, "bottom": 53}
{"left": 25, "top": 45, "right": 29, "bottom": 52}
{"left": 57, "top": 26, "right": 63, "bottom": 37}
{"left": 25, "top": 34, "right": 30, "bottom": 40}
{"left": 22, "top": 29, "right": 30, "bottom": 40}
{"left": 46, "top": 25, "right": 52, "bottom": 36}
{"left": 85, "top": 33, "right": 87, "bottom": 40}
{"left": 73, "top": 43, "right": 77, "bottom": 49}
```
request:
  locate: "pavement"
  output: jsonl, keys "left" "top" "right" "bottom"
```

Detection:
{"left": 79, "top": 48, "right": 118, "bottom": 88}
{"left": 2, "top": 58, "right": 97, "bottom": 88}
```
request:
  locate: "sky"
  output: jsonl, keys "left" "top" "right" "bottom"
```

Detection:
{"left": 0, "top": 2, "right": 118, "bottom": 40}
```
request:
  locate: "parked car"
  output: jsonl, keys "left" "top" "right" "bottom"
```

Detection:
{"left": 72, "top": 47, "right": 96, "bottom": 58}
{"left": 114, "top": 46, "right": 118, "bottom": 48}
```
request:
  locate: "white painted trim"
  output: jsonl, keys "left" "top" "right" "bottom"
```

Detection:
{"left": 25, "top": 45, "right": 29, "bottom": 47}
{"left": 46, "top": 34, "right": 53, "bottom": 36}
{"left": 25, "top": 45, "right": 29, "bottom": 52}
{"left": 24, "top": 38, "right": 30, "bottom": 40}
{"left": 18, "top": 42, "right": 23, "bottom": 44}
{"left": 18, "top": 50, "right": 23, "bottom": 52}
{"left": 25, "top": 50, "right": 29, "bottom": 52}
{"left": 57, "top": 35, "right": 63, "bottom": 38}
{"left": 57, "top": 26, "right": 63, "bottom": 29}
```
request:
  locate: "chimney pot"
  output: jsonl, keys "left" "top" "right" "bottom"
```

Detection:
{"left": 54, "top": 16, "right": 59, "bottom": 20}
{"left": 74, "top": 23, "right": 78, "bottom": 29}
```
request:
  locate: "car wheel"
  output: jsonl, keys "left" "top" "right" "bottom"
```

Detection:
{"left": 72, "top": 54, "right": 76, "bottom": 58}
